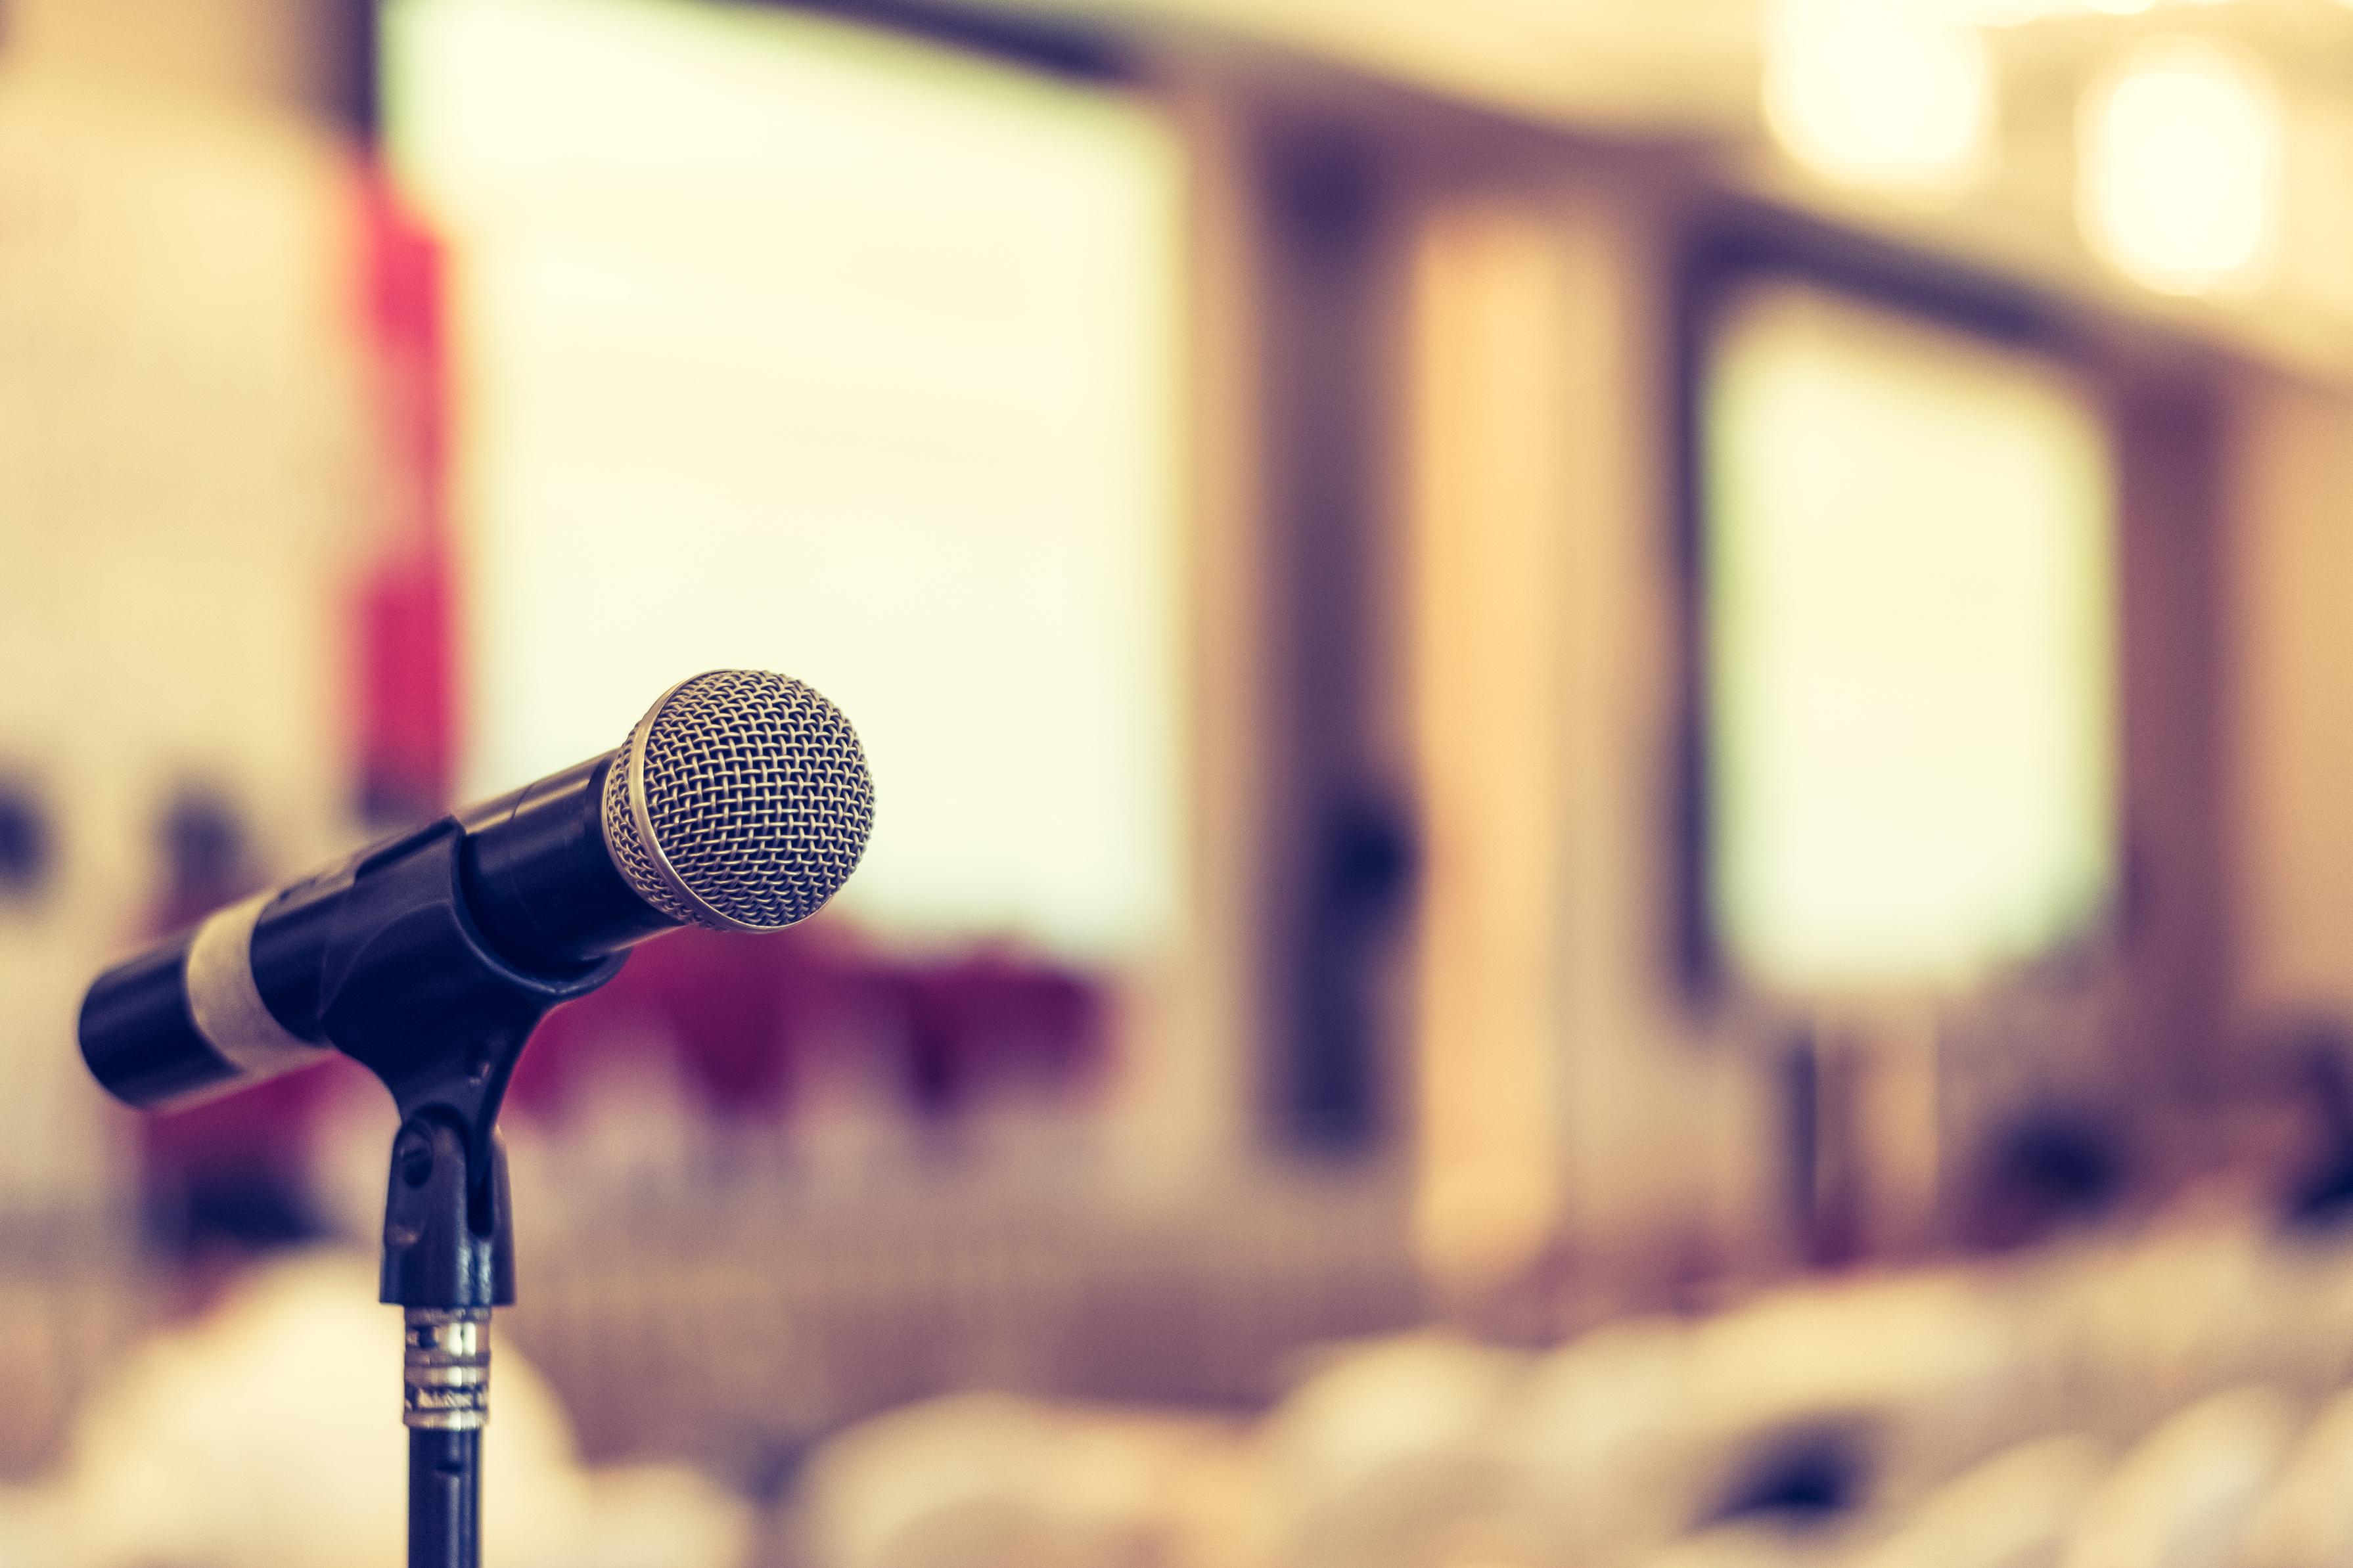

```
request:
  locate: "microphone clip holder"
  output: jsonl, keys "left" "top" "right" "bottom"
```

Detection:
{"left": 312, "top": 819, "right": 624, "bottom": 1568}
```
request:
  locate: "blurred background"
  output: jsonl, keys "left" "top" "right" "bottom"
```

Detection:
{"left": 6, "top": 0, "right": 2353, "bottom": 1563}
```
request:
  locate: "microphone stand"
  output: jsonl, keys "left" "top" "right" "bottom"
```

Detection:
{"left": 307, "top": 821, "right": 622, "bottom": 1568}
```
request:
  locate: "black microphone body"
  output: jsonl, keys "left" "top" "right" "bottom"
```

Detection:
{"left": 80, "top": 669, "right": 875, "bottom": 1114}
{"left": 457, "top": 753, "right": 678, "bottom": 970}
{"left": 79, "top": 751, "right": 668, "bottom": 1111}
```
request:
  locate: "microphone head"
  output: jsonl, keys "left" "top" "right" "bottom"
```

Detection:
{"left": 601, "top": 669, "right": 875, "bottom": 932}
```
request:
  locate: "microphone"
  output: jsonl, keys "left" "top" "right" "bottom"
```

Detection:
{"left": 80, "top": 669, "right": 875, "bottom": 1112}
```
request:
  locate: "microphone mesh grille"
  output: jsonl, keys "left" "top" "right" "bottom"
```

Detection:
{"left": 601, "top": 670, "right": 875, "bottom": 931}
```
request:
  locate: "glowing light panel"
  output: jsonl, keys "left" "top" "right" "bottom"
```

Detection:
{"left": 385, "top": 0, "right": 1187, "bottom": 960}
{"left": 1703, "top": 280, "right": 2117, "bottom": 994}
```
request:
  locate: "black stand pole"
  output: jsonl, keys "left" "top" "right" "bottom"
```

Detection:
{"left": 407, "top": 1427, "right": 482, "bottom": 1568}
{"left": 311, "top": 825, "right": 622, "bottom": 1568}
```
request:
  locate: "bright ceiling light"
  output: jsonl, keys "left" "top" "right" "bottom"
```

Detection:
{"left": 2079, "top": 36, "right": 2281, "bottom": 294}
{"left": 1764, "top": 0, "right": 1994, "bottom": 191}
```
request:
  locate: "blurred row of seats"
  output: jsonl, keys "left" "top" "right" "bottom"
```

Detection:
{"left": 790, "top": 1215, "right": 2353, "bottom": 1568}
